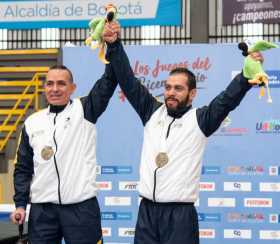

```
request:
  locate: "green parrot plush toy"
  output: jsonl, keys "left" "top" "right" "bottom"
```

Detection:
{"left": 85, "top": 4, "right": 117, "bottom": 64}
{"left": 238, "top": 40, "right": 278, "bottom": 103}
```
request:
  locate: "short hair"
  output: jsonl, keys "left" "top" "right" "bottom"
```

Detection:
{"left": 48, "top": 64, "right": 74, "bottom": 83}
{"left": 169, "top": 67, "right": 196, "bottom": 90}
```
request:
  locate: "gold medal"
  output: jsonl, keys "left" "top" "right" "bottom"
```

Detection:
{"left": 41, "top": 146, "right": 54, "bottom": 160}
{"left": 155, "top": 152, "right": 169, "bottom": 168}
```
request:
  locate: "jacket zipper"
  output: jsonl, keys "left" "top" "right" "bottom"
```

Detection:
{"left": 166, "top": 118, "right": 176, "bottom": 139}
{"left": 153, "top": 117, "right": 176, "bottom": 202}
{"left": 53, "top": 113, "right": 62, "bottom": 204}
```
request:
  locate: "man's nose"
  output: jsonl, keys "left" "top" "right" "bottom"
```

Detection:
{"left": 166, "top": 88, "right": 175, "bottom": 96}
{"left": 52, "top": 83, "right": 59, "bottom": 91}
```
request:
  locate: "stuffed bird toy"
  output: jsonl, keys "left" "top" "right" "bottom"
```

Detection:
{"left": 85, "top": 4, "right": 117, "bottom": 64}
{"left": 238, "top": 40, "right": 278, "bottom": 103}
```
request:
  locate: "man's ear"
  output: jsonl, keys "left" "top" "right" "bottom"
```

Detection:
{"left": 70, "top": 83, "right": 77, "bottom": 94}
{"left": 189, "top": 88, "right": 197, "bottom": 100}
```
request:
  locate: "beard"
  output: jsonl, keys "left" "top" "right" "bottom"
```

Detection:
{"left": 165, "top": 94, "right": 190, "bottom": 117}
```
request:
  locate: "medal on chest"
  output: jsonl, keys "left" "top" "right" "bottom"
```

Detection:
{"left": 41, "top": 146, "right": 54, "bottom": 160}
{"left": 155, "top": 152, "right": 169, "bottom": 168}
{"left": 155, "top": 120, "right": 171, "bottom": 168}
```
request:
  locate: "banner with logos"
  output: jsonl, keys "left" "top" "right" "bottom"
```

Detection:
{"left": 60, "top": 43, "right": 280, "bottom": 243}
{"left": 1, "top": 43, "right": 278, "bottom": 243}
{"left": 0, "top": 0, "right": 181, "bottom": 29}
{"left": 223, "top": 0, "right": 280, "bottom": 25}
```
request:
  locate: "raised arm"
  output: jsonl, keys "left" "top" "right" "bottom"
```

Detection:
{"left": 106, "top": 39, "right": 162, "bottom": 125}
{"left": 197, "top": 72, "right": 251, "bottom": 137}
{"left": 197, "top": 49, "right": 268, "bottom": 137}
{"left": 80, "top": 62, "right": 118, "bottom": 123}
{"left": 103, "top": 22, "right": 161, "bottom": 125}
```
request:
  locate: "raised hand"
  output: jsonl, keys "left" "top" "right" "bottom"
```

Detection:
{"left": 103, "top": 21, "right": 121, "bottom": 44}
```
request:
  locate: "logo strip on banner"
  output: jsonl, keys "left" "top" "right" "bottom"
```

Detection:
{"left": 224, "top": 229, "right": 252, "bottom": 239}
{"left": 0, "top": 0, "right": 181, "bottom": 29}
{"left": 199, "top": 229, "right": 215, "bottom": 239}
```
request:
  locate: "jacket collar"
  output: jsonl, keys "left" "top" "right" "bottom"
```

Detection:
{"left": 47, "top": 100, "right": 73, "bottom": 114}
{"left": 167, "top": 104, "right": 192, "bottom": 119}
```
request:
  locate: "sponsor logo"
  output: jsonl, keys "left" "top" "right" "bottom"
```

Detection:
{"left": 256, "top": 119, "right": 280, "bottom": 134}
{"left": 260, "top": 230, "right": 280, "bottom": 240}
{"left": 105, "top": 197, "right": 131, "bottom": 206}
{"left": 227, "top": 212, "right": 265, "bottom": 223}
{"left": 101, "top": 212, "right": 132, "bottom": 221}
{"left": 102, "top": 212, "right": 116, "bottom": 220}
{"left": 116, "top": 212, "right": 133, "bottom": 220}
{"left": 215, "top": 127, "right": 248, "bottom": 136}
{"left": 244, "top": 198, "right": 272, "bottom": 207}
{"left": 198, "top": 213, "right": 221, "bottom": 222}
{"left": 118, "top": 228, "right": 135, "bottom": 237}
{"left": 102, "top": 227, "right": 111, "bottom": 237}
{"left": 214, "top": 117, "right": 248, "bottom": 136}
{"left": 119, "top": 181, "right": 139, "bottom": 191}
{"left": 202, "top": 166, "right": 220, "bottom": 175}
{"left": 224, "top": 229, "right": 252, "bottom": 239}
{"left": 96, "top": 181, "right": 112, "bottom": 191}
{"left": 199, "top": 229, "right": 215, "bottom": 239}
{"left": 208, "top": 198, "right": 236, "bottom": 207}
{"left": 117, "top": 166, "right": 133, "bottom": 174}
{"left": 224, "top": 182, "right": 251, "bottom": 191}
{"left": 226, "top": 165, "right": 264, "bottom": 175}
{"left": 267, "top": 71, "right": 280, "bottom": 88}
{"left": 260, "top": 182, "right": 280, "bottom": 192}
{"left": 101, "top": 166, "right": 133, "bottom": 174}
{"left": 269, "top": 214, "right": 279, "bottom": 223}
{"left": 199, "top": 182, "right": 215, "bottom": 191}
{"left": 269, "top": 166, "right": 279, "bottom": 176}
